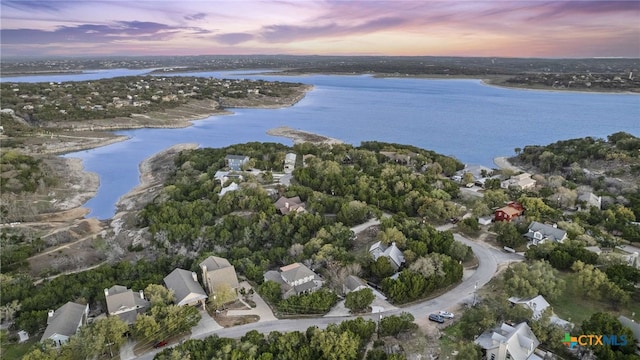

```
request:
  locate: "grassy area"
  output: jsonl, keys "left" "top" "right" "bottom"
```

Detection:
{"left": 439, "top": 322, "right": 464, "bottom": 360}
{"left": 552, "top": 271, "right": 640, "bottom": 325}
{"left": 2, "top": 338, "right": 38, "bottom": 359}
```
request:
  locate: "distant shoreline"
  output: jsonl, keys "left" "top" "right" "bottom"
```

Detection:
{"left": 267, "top": 126, "right": 344, "bottom": 145}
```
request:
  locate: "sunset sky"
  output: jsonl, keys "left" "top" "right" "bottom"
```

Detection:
{"left": 1, "top": 0, "right": 639, "bottom": 58}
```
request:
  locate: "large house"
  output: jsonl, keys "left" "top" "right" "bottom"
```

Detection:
{"left": 163, "top": 269, "right": 208, "bottom": 307}
{"left": 369, "top": 241, "right": 405, "bottom": 270}
{"left": 274, "top": 196, "right": 306, "bottom": 215}
{"left": 508, "top": 295, "right": 573, "bottom": 329}
{"left": 501, "top": 173, "right": 536, "bottom": 190}
{"left": 494, "top": 202, "right": 524, "bottom": 222}
{"left": 264, "top": 262, "right": 323, "bottom": 299}
{"left": 105, "top": 285, "right": 150, "bottom": 324}
{"left": 225, "top": 155, "right": 249, "bottom": 171}
{"left": 525, "top": 221, "right": 567, "bottom": 245}
{"left": 41, "top": 302, "right": 89, "bottom": 347}
{"left": 199, "top": 256, "right": 240, "bottom": 296}
{"left": 284, "top": 153, "right": 297, "bottom": 173}
{"left": 474, "top": 322, "right": 540, "bottom": 360}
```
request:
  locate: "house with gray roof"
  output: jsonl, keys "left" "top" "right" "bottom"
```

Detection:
{"left": 225, "top": 155, "right": 249, "bottom": 171}
{"left": 105, "top": 285, "right": 150, "bottom": 325}
{"left": 199, "top": 256, "right": 240, "bottom": 296}
{"left": 369, "top": 241, "right": 405, "bottom": 270}
{"left": 41, "top": 302, "right": 89, "bottom": 347}
{"left": 164, "top": 269, "right": 207, "bottom": 307}
{"left": 474, "top": 322, "right": 540, "bottom": 360}
{"left": 343, "top": 275, "right": 368, "bottom": 294}
{"left": 525, "top": 221, "right": 567, "bottom": 245}
{"left": 508, "top": 295, "right": 573, "bottom": 329}
{"left": 618, "top": 316, "right": 640, "bottom": 355}
{"left": 578, "top": 191, "right": 602, "bottom": 210}
{"left": 263, "top": 262, "right": 323, "bottom": 299}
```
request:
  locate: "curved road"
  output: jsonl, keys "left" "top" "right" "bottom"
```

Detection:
{"left": 136, "top": 225, "right": 522, "bottom": 359}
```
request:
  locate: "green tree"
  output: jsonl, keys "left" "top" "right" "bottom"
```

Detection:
{"left": 258, "top": 281, "right": 282, "bottom": 305}
{"left": 370, "top": 257, "right": 396, "bottom": 279}
{"left": 132, "top": 314, "right": 161, "bottom": 343}
{"left": 581, "top": 312, "right": 637, "bottom": 357}
{"left": 378, "top": 312, "right": 416, "bottom": 337}
{"left": 344, "top": 288, "right": 375, "bottom": 314}
{"left": 491, "top": 221, "right": 526, "bottom": 248}
{"left": 144, "top": 284, "right": 174, "bottom": 306}
{"left": 309, "top": 329, "right": 360, "bottom": 360}
{"left": 455, "top": 341, "right": 482, "bottom": 360}
{"left": 79, "top": 316, "right": 128, "bottom": 358}
{"left": 209, "top": 282, "right": 237, "bottom": 311}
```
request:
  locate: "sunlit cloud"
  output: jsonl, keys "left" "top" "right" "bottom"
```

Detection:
{"left": 1, "top": 0, "right": 638, "bottom": 57}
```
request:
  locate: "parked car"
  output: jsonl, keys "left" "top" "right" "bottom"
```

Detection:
{"left": 428, "top": 314, "right": 445, "bottom": 323}
{"left": 153, "top": 340, "right": 168, "bottom": 348}
{"left": 438, "top": 311, "right": 454, "bottom": 319}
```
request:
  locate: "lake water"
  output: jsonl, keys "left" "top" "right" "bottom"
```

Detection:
{"left": 4, "top": 70, "right": 639, "bottom": 219}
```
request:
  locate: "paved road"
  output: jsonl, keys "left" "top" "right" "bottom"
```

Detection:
{"left": 135, "top": 232, "right": 522, "bottom": 359}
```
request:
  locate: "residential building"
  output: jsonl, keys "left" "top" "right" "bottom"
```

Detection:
{"left": 508, "top": 295, "right": 573, "bottom": 329}
{"left": 274, "top": 196, "right": 306, "bottom": 215}
{"left": 225, "top": 155, "right": 249, "bottom": 171}
{"left": 163, "top": 269, "right": 207, "bottom": 307}
{"left": 618, "top": 316, "right": 640, "bottom": 355}
{"left": 199, "top": 256, "right": 240, "bottom": 295}
{"left": 343, "top": 275, "right": 368, "bottom": 294}
{"left": 474, "top": 322, "right": 540, "bottom": 360}
{"left": 494, "top": 202, "right": 524, "bottom": 222}
{"left": 369, "top": 241, "right": 405, "bottom": 270}
{"left": 105, "top": 285, "right": 150, "bottom": 325}
{"left": 41, "top": 302, "right": 89, "bottom": 347}
{"left": 263, "top": 262, "right": 323, "bottom": 299}
{"left": 525, "top": 221, "right": 567, "bottom": 245}
{"left": 284, "top": 153, "right": 297, "bottom": 173}
{"left": 501, "top": 173, "right": 536, "bottom": 190}
{"left": 578, "top": 192, "right": 602, "bottom": 210}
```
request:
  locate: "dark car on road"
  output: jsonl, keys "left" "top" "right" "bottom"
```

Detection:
{"left": 428, "top": 314, "right": 445, "bottom": 323}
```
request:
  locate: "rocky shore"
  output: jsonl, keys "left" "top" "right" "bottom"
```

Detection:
{"left": 267, "top": 126, "right": 344, "bottom": 145}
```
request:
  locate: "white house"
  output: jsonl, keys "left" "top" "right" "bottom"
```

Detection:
{"left": 369, "top": 241, "right": 405, "bottom": 270}
{"left": 525, "top": 221, "right": 567, "bottom": 245}
{"left": 475, "top": 322, "right": 540, "bottom": 360}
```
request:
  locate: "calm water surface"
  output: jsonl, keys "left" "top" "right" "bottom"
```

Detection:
{"left": 5, "top": 70, "right": 639, "bottom": 219}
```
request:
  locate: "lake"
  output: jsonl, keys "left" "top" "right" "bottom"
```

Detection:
{"left": 4, "top": 70, "right": 639, "bottom": 219}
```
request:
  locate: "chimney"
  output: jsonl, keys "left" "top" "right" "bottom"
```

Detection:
{"left": 139, "top": 290, "right": 144, "bottom": 299}
{"left": 285, "top": 202, "right": 289, "bottom": 209}
{"left": 104, "top": 288, "right": 109, "bottom": 297}
{"left": 553, "top": 224, "right": 557, "bottom": 228}
{"left": 48, "top": 310, "right": 54, "bottom": 318}
{"left": 192, "top": 272, "right": 198, "bottom": 282}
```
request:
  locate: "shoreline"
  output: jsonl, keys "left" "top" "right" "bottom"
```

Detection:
{"left": 266, "top": 126, "right": 344, "bottom": 145}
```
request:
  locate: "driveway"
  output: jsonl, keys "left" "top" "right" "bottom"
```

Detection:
{"left": 226, "top": 282, "right": 277, "bottom": 322}
{"left": 190, "top": 308, "right": 223, "bottom": 337}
